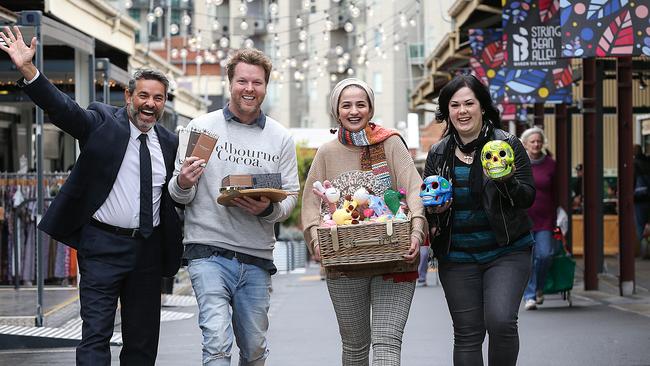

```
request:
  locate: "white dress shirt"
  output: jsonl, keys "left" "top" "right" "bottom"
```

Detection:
{"left": 93, "top": 121, "right": 166, "bottom": 228}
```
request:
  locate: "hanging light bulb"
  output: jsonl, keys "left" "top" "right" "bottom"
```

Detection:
{"left": 269, "top": 2, "right": 279, "bottom": 15}
{"left": 216, "top": 49, "right": 225, "bottom": 59}
{"left": 219, "top": 36, "right": 229, "bottom": 48}
{"left": 271, "top": 70, "right": 281, "bottom": 80}
{"left": 267, "top": 22, "right": 275, "bottom": 33}
{"left": 298, "top": 29, "right": 307, "bottom": 41}
{"left": 344, "top": 22, "right": 354, "bottom": 33}
{"left": 239, "top": 2, "right": 248, "bottom": 16}
{"left": 298, "top": 42, "right": 307, "bottom": 52}
{"left": 171, "top": 48, "right": 179, "bottom": 58}
{"left": 350, "top": 6, "right": 361, "bottom": 18}
{"left": 399, "top": 12, "right": 408, "bottom": 28}
{"left": 324, "top": 18, "right": 333, "bottom": 31}
{"left": 170, "top": 24, "right": 180, "bottom": 35}
{"left": 303, "top": 0, "right": 311, "bottom": 9}
{"left": 409, "top": 18, "right": 417, "bottom": 27}
{"left": 180, "top": 48, "right": 188, "bottom": 58}
{"left": 124, "top": 0, "right": 133, "bottom": 9}
{"left": 367, "top": 5, "right": 373, "bottom": 17}
{"left": 154, "top": 6, "right": 163, "bottom": 17}
{"left": 356, "top": 35, "right": 365, "bottom": 47}
{"left": 302, "top": 60, "right": 309, "bottom": 69}
{"left": 323, "top": 31, "right": 329, "bottom": 41}
{"left": 347, "top": 68, "right": 354, "bottom": 75}
{"left": 335, "top": 45, "right": 344, "bottom": 55}
{"left": 295, "top": 16, "right": 303, "bottom": 27}
{"left": 274, "top": 34, "right": 279, "bottom": 42}
{"left": 342, "top": 52, "right": 350, "bottom": 61}
{"left": 182, "top": 14, "right": 191, "bottom": 26}
{"left": 146, "top": 13, "right": 156, "bottom": 23}
{"left": 394, "top": 43, "right": 401, "bottom": 51}
{"left": 244, "top": 38, "right": 254, "bottom": 48}
{"left": 290, "top": 58, "right": 298, "bottom": 68}
{"left": 330, "top": 74, "right": 337, "bottom": 82}
{"left": 196, "top": 55, "right": 204, "bottom": 65}
{"left": 337, "top": 65, "right": 345, "bottom": 73}
{"left": 240, "top": 20, "right": 249, "bottom": 31}
{"left": 212, "top": 20, "right": 221, "bottom": 31}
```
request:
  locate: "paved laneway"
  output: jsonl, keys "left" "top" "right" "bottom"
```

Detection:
{"left": 1, "top": 263, "right": 650, "bottom": 365}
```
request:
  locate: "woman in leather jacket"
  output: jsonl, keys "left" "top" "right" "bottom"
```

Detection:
{"left": 423, "top": 74, "right": 535, "bottom": 366}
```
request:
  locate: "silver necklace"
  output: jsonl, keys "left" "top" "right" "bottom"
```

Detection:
{"left": 458, "top": 149, "right": 474, "bottom": 164}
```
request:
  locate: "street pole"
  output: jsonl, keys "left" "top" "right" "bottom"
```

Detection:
{"left": 583, "top": 58, "right": 604, "bottom": 290}
{"left": 18, "top": 10, "right": 45, "bottom": 327}
{"left": 617, "top": 56, "right": 635, "bottom": 296}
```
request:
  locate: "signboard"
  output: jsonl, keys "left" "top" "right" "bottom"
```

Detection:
{"left": 504, "top": 0, "right": 564, "bottom": 68}
{"left": 469, "top": 27, "right": 572, "bottom": 105}
{"left": 559, "top": 0, "right": 650, "bottom": 57}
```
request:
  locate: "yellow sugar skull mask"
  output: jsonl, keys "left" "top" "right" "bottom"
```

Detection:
{"left": 481, "top": 140, "right": 515, "bottom": 179}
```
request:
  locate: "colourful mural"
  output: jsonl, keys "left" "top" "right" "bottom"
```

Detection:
{"left": 469, "top": 27, "right": 573, "bottom": 105}
{"left": 559, "top": 0, "right": 650, "bottom": 57}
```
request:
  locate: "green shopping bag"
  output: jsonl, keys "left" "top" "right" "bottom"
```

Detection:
{"left": 543, "top": 250, "right": 576, "bottom": 294}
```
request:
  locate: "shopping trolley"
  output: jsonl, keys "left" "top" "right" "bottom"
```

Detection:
{"left": 542, "top": 227, "right": 576, "bottom": 307}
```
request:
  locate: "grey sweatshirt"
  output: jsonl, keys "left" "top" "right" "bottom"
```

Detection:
{"left": 168, "top": 109, "right": 299, "bottom": 260}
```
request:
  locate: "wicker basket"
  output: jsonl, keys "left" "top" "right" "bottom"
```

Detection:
{"left": 317, "top": 219, "right": 414, "bottom": 272}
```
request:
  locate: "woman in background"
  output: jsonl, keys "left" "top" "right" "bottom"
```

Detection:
{"left": 520, "top": 126, "right": 557, "bottom": 310}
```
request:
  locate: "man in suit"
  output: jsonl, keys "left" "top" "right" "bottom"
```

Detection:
{"left": 0, "top": 26, "right": 182, "bottom": 365}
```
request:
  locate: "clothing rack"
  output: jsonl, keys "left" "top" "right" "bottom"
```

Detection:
{"left": 0, "top": 172, "right": 74, "bottom": 289}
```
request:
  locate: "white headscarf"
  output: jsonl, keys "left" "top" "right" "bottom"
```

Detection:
{"left": 329, "top": 78, "right": 375, "bottom": 121}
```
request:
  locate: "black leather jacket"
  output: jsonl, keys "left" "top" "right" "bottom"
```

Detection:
{"left": 423, "top": 129, "right": 536, "bottom": 257}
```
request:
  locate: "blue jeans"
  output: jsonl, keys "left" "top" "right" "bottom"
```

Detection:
{"left": 524, "top": 230, "right": 555, "bottom": 301}
{"left": 634, "top": 202, "right": 650, "bottom": 240}
{"left": 188, "top": 254, "right": 271, "bottom": 366}
{"left": 439, "top": 249, "right": 531, "bottom": 366}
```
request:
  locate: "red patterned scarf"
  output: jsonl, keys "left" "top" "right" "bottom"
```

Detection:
{"left": 338, "top": 123, "right": 405, "bottom": 187}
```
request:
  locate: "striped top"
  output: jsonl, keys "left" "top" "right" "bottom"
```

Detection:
{"left": 445, "top": 157, "right": 533, "bottom": 263}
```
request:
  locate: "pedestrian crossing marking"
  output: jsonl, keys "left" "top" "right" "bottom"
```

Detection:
{"left": 0, "top": 324, "right": 123, "bottom": 346}
{"left": 0, "top": 310, "right": 193, "bottom": 347}
{"left": 162, "top": 294, "right": 197, "bottom": 307}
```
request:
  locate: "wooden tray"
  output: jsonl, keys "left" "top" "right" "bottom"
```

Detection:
{"left": 216, "top": 188, "right": 293, "bottom": 207}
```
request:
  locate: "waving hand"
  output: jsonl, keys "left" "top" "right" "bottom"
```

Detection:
{"left": 0, "top": 26, "right": 38, "bottom": 80}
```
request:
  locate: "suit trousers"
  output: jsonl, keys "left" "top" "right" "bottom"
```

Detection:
{"left": 76, "top": 223, "right": 162, "bottom": 366}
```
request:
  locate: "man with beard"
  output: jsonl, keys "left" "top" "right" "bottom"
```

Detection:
{"left": 169, "top": 48, "right": 299, "bottom": 365}
{"left": 0, "top": 26, "right": 182, "bottom": 365}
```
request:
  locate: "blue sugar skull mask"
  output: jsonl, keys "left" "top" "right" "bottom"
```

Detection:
{"left": 420, "top": 175, "right": 453, "bottom": 207}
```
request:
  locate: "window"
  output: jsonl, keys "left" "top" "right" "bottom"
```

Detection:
{"left": 409, "top": 43, "right": 424, "bottom": 59}
{"left": 373, "top": 72, "right": 383, "bottom": 94}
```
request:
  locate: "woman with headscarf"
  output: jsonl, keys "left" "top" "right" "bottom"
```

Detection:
{"left": 520, "top": 126, "right": 558, "bottom": 310}
{"left": 424, "top": 74, "right": 535, "bottom": 366}
{"left": 301, "top": 78, "right": 426, "bottom": 365}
